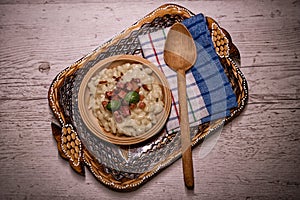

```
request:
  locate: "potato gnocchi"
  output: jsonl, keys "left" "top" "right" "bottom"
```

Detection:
{"left": 88, "top": 63, "right": 164, "bottom": 137}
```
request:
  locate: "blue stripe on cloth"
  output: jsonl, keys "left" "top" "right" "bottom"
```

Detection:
{"left": 200, "top": 82, "right": 230, "bottom": 96}
{"left": 184, "top": 19, "right": 198, "bottom": 29}
{"left": 166, "top": 74, "right": 177, "bottom": 79}
{"left": 195, "top": 94, "right": 236, "bottom": 113}
{"left": 201, "top": 110, "right": 231, "bottom": 123}
{"left": 193, "top": 31, "right": 208, "bottom": 42}
{"left": 193, "top": 67, "right": 225, "bottom": 83}
{"left": 205, "top": 94, "right": 237, "bottom": 114}
{"left": 183, "top": 14, "right": 237, "bottom": 119}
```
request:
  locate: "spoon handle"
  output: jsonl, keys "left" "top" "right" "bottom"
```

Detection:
{"left": 177, "top": 69, "right": 194, "bottom": 189}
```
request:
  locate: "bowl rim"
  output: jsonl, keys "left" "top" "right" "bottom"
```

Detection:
{"left": 78, "top": 55, "right": 172, "bottom": 145}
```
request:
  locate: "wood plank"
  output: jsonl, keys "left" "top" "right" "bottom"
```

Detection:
{"left": 1, "top": 0, "right": 276, "bottom": 4}
{"left": 0, "top": 101, "right": 299, "bottom": 199}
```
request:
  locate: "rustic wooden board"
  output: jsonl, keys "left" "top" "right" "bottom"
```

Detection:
{"left": 0, "top": 0, "right": 299, "bottom": 199}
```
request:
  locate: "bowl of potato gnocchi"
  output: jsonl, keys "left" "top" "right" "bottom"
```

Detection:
{"left": 78, "top": 55, "right": 172, "bottom": 145}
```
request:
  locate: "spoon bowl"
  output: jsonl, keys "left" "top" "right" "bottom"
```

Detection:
{"left": 164, "top": 23, "right": 197, "bottom": 72}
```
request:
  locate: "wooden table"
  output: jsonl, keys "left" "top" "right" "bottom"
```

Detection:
{"left": 0, "top": 0, "right": 299, "bottom": 199}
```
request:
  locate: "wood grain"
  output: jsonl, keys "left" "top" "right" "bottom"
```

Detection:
{"left": 0, "top": 0, "right": 299, "bottom": 199}
{"left": 164, "top": 23, "right": 198, "bottom": 189}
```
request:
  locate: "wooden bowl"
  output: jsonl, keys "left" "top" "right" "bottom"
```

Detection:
{"left": 78, "top": 55, "right": 172, "bottom": 145}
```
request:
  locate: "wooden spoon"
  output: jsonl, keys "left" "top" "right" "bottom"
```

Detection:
{"left": 164, "top": 23, "right": 197, "bottom": 189}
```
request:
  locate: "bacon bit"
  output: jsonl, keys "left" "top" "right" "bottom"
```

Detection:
{"left": 105, "top": 91, "right": 113, "bottom": 100}
{"left": 113, "top": 76, "right": 121, "bottom": 82}
{"left": 139, "top": 94, "right": 145, "bottom": 101}
{"left": 117, "top": 77, "right": 122, "bottom": 82}
{"left": 98, "top": 80, "right": 108, "bottom": 84}
{"left": 135, "top": 87, "right": 140, "bottom": 93}
{"left": 129, "top": 103, "right": 136, "bottom": 110}
{"left": 117, "top": 90, "right": 127, "bottom": 99}
{"left": 113, "top": 111, "right": 122, "bottom": 123}
{"left": 142, "top": 84, "right": 150, "bottom": 91}
{"left": 102, "top": 101, "right": 108, "bottom": 108}
{"left": 133, "top": 78, "right": 141, "bottom": 83}
{"left": 138, "top": 101, "right": 146, "bottom": 109}
{"left": 120, "top": 106, "right": 131, "bottom": 117}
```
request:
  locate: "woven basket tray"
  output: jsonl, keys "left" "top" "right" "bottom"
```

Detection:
{"left": 48, "top": 4, "right": 248, "bottom": 191}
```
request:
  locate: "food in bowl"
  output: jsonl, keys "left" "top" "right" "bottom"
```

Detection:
{"left": 87, "top": 62, "right": 165, "bottom": 137}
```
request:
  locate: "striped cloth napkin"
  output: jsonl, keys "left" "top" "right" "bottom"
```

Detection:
{"left": 138, "top": 14, "right": 237, "bottom": 133}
